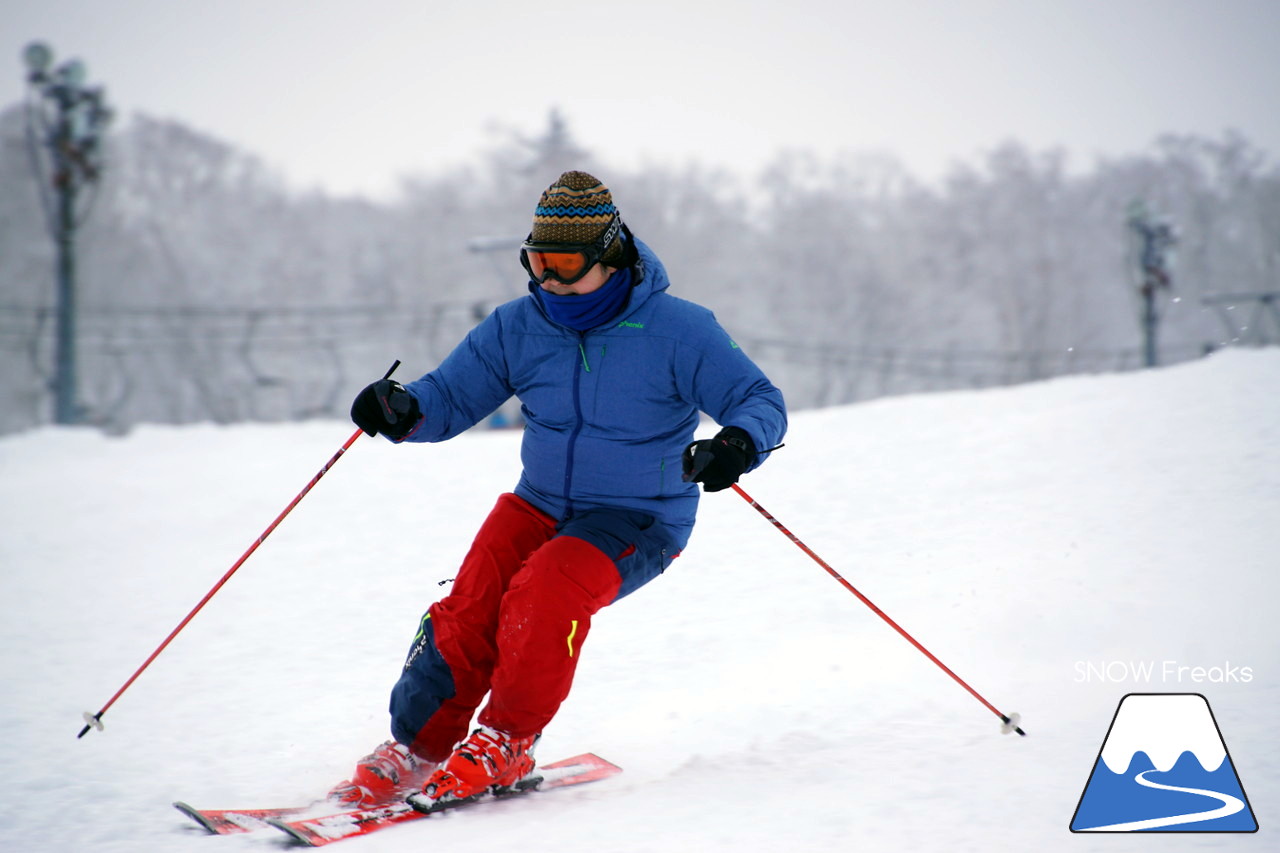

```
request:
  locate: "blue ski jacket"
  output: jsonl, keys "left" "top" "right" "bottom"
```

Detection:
{"left": 396, "top": 238, "right": 787, "bottom": 553}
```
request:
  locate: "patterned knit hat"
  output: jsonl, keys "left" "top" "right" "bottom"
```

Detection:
{"left": 531, "top": 171, "right": 627, "bottom": 267}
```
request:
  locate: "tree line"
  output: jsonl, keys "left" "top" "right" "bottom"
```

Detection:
{"left": 1, "top": 106, "right": 1276, "bottom": 434}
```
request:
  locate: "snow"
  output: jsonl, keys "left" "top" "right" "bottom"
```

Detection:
{"left": 2, "top": 348, "right": 1277, "bottom": 852}
{"left": 1099, "top": 694, "right": 1227, "bottom": 774}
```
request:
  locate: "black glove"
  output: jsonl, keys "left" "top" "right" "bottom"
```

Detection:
{"left": 682, "top": 426, "right": 756, "bottom": 492}
{"left": 351, "top": 379, "right": 421, "bottom": 439}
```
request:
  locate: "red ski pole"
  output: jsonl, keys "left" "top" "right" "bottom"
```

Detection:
{"left": 78, "top": 360, "right": 400, "bottom": 738}
{"left": 730, "top": 483, "right": 1026, "bottom": 736}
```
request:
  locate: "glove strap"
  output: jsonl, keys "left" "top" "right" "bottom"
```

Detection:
{"left": 714, "top": 426, "right": 756, "bottom": 467}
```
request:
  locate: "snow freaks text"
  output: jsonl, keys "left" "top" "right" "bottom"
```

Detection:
{"left": 1074, "top": 661, "right": 1254, "bottom": 684}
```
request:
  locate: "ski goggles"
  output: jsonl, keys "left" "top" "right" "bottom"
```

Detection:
{"left": 520, "top": 215, "right": 623, "bottom": 285}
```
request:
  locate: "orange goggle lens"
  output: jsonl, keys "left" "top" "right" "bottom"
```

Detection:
{"left": 522, "top": 248, "right": 593, "bottom": 284}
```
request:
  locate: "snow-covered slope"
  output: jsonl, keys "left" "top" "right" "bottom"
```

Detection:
{"left": 2, "top": 349, "right": 1276, "bottom": 852}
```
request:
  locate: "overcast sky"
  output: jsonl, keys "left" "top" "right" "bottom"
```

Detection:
{"left": 4, "top": 0, "right": 1278, "bottom": 199}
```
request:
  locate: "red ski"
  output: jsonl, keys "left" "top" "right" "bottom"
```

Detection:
{"left": 267, "top": 753, "right": 621, "bottom": 847}
{"left": 173, "top": 802, "right": 312, "bottom": 835}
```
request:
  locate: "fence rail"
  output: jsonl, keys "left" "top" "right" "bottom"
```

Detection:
{"left": 0, "top": 302, "right": 1222, "bottom": 434}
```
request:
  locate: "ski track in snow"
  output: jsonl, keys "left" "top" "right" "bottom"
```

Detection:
{"left": 1, "top": 348, "right": 1277, "bottom": 852}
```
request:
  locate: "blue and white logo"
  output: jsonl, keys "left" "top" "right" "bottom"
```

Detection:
{"left": 1071, "top": 693, "right": 1257, "bottom": 832}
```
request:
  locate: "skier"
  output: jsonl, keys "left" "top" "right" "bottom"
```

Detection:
{"left": 331, "top": 171, "right": 787, "bottom": 809}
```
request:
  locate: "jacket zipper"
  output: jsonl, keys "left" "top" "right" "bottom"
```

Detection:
{"left": 564, "top": 332, "right": 589, "bottom": 514}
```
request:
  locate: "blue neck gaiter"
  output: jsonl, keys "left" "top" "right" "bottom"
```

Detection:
{"left": 532, "top": 266, "right": 633, "bottom": 331}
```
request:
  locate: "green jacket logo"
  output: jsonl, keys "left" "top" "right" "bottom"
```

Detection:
{"left": 617, "top": 321, "right": 645, "bottom": 329}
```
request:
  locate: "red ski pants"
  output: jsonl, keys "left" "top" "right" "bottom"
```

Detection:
{"left": 395, "top": 493, "right": 660, "bottom": 760}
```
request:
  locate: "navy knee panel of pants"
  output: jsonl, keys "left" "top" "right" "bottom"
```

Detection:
{"left": 389, "top": 612, "right": 456, "bottom": 748}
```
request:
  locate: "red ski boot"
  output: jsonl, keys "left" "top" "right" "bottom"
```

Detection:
{"left": 328, "top": 741, "right": 437, "bottom": 808}
{"left": 419, "top": 727, "right": 539, "bottom": 804}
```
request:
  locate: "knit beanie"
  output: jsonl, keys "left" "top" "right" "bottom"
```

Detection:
{"left": 531, "top": 171, "right": 627, "bottom": 268}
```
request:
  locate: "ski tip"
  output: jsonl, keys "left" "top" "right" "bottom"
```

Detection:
{"left": 173, "top": 802, "right": 218, "bottom": 834}
{"left": 266, "top": 817, "right": 321, "bottom": 847}
{"left": 580, "top": 752, "right": 623, "bottom": 771}
{"left": 542, "top": 752, "right": 622, "bottom": 772}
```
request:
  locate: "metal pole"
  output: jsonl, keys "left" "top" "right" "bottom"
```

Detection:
{"left": 1127, "top": 201, "right": 1175, "bottom": 370}
{"left": 24, "top": 43, "right": 111, "bottom": 426}
{"left": 1142, "top": 282, "right": 1158, "bottom": 368}
{"left": 53, "top": 121, "right": 79, "bottom": 424}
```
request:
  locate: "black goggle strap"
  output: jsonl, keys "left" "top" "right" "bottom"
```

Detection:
{"left": 595, "top": 214, "right": 622, "bottom": 254}
{"left": 521, "top": 213, "right": 623, "bottom": 259}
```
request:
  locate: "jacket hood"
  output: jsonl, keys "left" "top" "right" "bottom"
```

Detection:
{"left": 527, "top": 236, "right": 669, "bottom": 331}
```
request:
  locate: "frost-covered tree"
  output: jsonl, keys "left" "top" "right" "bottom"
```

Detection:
{"left": 1, "top": 102, "right": 1276, "bottom": 435}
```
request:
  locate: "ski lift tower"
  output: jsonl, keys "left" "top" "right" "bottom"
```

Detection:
{"left": 1126, "top": 200, "right": 1177, "bottom": 368}
{"left": 22, "top": 41, "right": 113, "bottom": 425}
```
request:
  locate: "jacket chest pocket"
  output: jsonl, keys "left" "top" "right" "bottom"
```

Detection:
{"left": 579, "top": 343, "right": 678, "bottom": 434}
